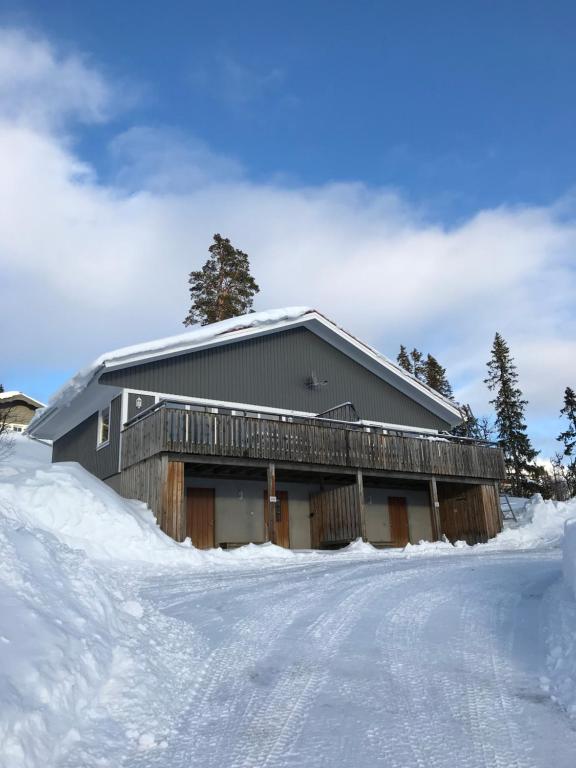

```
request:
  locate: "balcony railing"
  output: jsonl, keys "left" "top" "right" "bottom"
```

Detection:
{"left": 120, "top": 401, "right": 506, "bottom": 481}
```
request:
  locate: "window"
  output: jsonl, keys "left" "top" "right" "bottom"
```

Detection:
{"left": 98, "top": 405, "right": 110, "bottom": 447}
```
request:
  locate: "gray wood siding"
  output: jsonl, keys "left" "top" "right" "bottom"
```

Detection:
{"left": 100, "top": 328, "right": 449, "bottom": 430}
{"left": 52, "top": 395, "right": 122, "bottom": 480}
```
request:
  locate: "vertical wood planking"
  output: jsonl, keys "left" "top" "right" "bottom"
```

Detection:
{"left": 429, "top": 477, "right": 442, "bottom": 540}
{"left": 161, "top": 461, "right": 185, "bottom": 541}
{"left": 356, "top": 469, "right": 367, "bottom": 540}
{"left": 438, "top": 482, "right": 503, "bottom": 545}
{"left": 266, "top": 462, "right": 276, "bottom": 543}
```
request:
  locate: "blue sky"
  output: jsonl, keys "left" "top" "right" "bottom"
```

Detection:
{"left": 1, "top": 2, "right": 576, "bottom": 458}
{"left": 6, "top": 0, "right": 576, "bottom": 214}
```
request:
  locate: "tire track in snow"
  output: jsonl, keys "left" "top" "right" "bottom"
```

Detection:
{"left": 224, "top": 564, "right": 435, "bottom": 768}
{"left": 99, "top": 554, "right": 576, "bottom": 768}
{"left": 124, "top": 562, "right": 379, "bottom": 767}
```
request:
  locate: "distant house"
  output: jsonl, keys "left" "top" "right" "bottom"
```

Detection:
{"left": 0, "top": 391, "right": 45, "bottom": 433}
{"left": 28, "top": 308, "right": 505, "bottom": 549}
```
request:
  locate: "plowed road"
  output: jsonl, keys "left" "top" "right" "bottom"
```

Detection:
{"left": 84, "top": 551, "right": 576, "bottom": 767}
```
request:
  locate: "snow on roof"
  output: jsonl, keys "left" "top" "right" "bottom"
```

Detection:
{"left": 0, "top": 391, "right": 45, "bottom": 408}
{"left": 28, "top": 307, "right": 313, "bottom": 430}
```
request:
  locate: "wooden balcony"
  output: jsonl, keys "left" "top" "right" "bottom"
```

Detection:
{"left": 120, "top": 402, "right": 506, "bottom": 481}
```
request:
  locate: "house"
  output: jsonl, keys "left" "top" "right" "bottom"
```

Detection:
{"left": 0, "top": 391, "right": 45, "bottom": 433}
{"left": 27, "top": 308, "right": 506, "bottom": 549}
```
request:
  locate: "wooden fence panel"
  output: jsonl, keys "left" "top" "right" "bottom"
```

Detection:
{"left": 438, "top": 482, "right": 503, "bottom": 544}
{"left": 309, "top": 485, "right": 362, "bottom": 547}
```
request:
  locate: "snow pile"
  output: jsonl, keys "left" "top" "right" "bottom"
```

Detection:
{"left": 0, "top": 434, "right": 51, "bottom": 477}
{"left": 544, "top": 525, "right": 576, "bottom": 721}
{"left": 403, "top": 537, "right": 469, "bottom": 557}
{"left": 0, "top": 437, "right": 314, "bottom": 567}
{"left": 0, "top": 460, "right": 202, "bottom": 564}
{"left": 398, "top": 495, "right": 576, "bottom": 558}
{"left": 488, "top": 494, "right": 576, "bottom": 550}
{"left": 340, "top": 537, "right": 379, "bottom": 554}
{"left": 0, "top": 515, "right": 145, "bottom": 767}
{"left": 0, "top": 436, "right": 307, "bottom": 766}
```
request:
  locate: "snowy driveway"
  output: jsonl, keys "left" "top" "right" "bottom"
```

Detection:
{"left": 108, "top": 550, "right": 576, "bottom": 768}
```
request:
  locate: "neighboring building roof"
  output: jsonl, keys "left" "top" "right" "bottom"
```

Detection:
{"left": 28, "top": 307, "right": 463, "bottom": 438}
{"left": 0, "top": 391, "right": 45, "bottom": 409}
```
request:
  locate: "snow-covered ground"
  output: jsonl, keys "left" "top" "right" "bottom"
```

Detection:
{"left": 1, "top": 435, "right": 576, "bottom": 767}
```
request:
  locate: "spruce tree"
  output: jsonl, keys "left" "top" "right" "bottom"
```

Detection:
{"left": 410, "top": 349, "right": 426, "bottom": 381}
{"left": 424, "top": 354, "right": 453, "bottom": 399}
{"left": 397, "top": 345, "right": 412, "bottom": 374}
{"left": 484, "top": 332, "right": 538, "bottom": 496}
{"left": 557, "top": 386, "right": 576, "bottom": 496}
{"left": 452, "top": 404, "right": 479, "bottom": 438}
{"left": 183, "top": 234, "right": 260, "bottom": 326}
{"left": 558, "top": 387, "right": 576, "bottom": 457}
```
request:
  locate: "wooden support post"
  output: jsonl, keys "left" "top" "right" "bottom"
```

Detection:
{"left": 429, "top": 477, "right": 442, "bottom": 541}
{"left": 161, "top": 460, "right": 185, "bottom": 541}
{"left": 267, "top": 462, "right": 276, "bottom": 544}
{"left": 356, "top": 469, "right": 367, "bottom": 541}
{"left": 494, "top": 481, "right": 503, "bottom": 532}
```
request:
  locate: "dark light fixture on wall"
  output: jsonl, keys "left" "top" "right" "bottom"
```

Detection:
{"left": 305, "top": 371, "right": 328, "bottom": 390}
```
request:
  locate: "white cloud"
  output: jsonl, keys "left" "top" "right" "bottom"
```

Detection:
{"left": 1, "top": 29, "right": 576, "bottom": 456}
{"left": 109, "top": 126, "right": 245, "bottom": 192}
{"left": 0, "top": 28, "right": 114, "bottom": 129}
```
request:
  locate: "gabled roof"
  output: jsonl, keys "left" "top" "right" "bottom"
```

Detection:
{"left": 0, "top": 391, "right": 45, "bottom": 409}
{"left": 28, "top": 307, "right": 463, "bottom": 438}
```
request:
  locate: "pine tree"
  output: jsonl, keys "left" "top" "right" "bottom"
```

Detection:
{"left": 397, "top": 345, "right": 412, "bottom": 374}
{"left": 484, "top": 332, "right": 538, "bottom": 496}
{"left": 424, "top": 354, "right": 453, "bottom": 399}
{"left": 410, "top": 349, "right": 426, "bottom": 381}
{"left": 557, "top": 386, "right": 576, "bottom": 497}
{"left": 183, "top": 234, "right": 260, "bottom": 326}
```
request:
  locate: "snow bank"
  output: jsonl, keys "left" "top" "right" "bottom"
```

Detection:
{"left": 0, "top": 460, "right": 203, "bottom": 564}
{"left": 0, "top": 515, "right": 143, "bottom": 766}
{"left": 543, "top": 567, "right": 576, "bottom": 719}
{"left": 0, "top": 461, "right": 309, "bottom": 566}
{"left": 0, "top": 436, "right": 314, "bottom": 765}
{"left": 0, "top": 437, "right": 314, "bottom": 568}
{"left": 488, "top": 494, "right": 576, "bottom": 550}
{"left": 0, "top": 434, "right": 51, "bottom": 477}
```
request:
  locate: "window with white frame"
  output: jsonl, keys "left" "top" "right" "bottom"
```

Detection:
{"left": 98, "top": 405, "right": 110, "bottom": 447}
